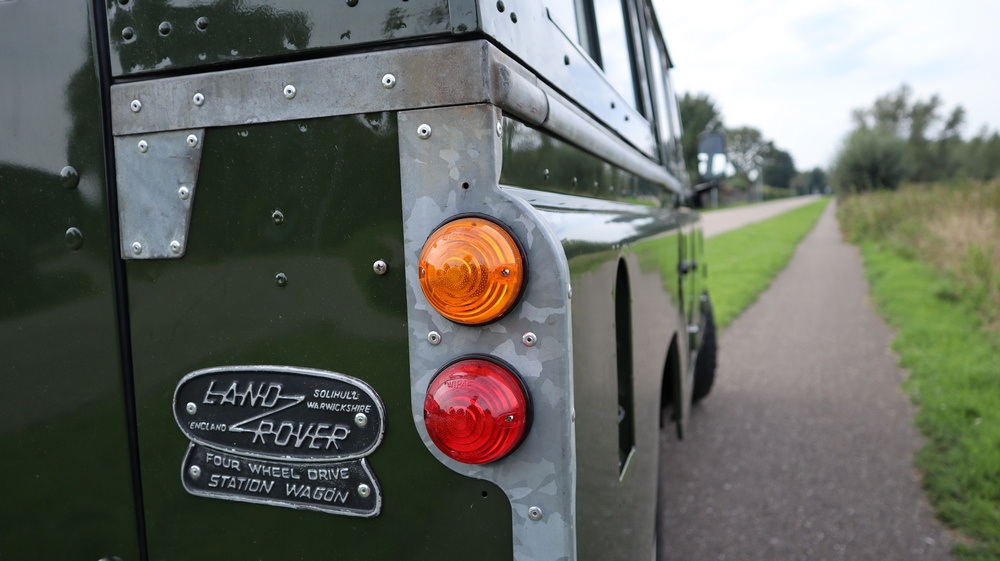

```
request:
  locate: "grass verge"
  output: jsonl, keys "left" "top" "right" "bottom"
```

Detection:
{"left": 858, "top": 242, "right": 1000, "bottom": 559}
{"left": 706, "top": 198, "right": 829, "bottom": 328}
{"left": 839, "top": 181, "right": 1000, "bottom": 559}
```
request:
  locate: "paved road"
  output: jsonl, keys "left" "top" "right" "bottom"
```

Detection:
{"left": 702, "top": 195, "right": 822, "bottom": 238}
{"left": 658, "top": 202, "right": 955, "bottom": 560}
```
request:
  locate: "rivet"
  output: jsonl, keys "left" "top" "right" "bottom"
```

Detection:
{"left": 130, "top": 99, "right": 142, "bottom": 113}
{"left": 544, "top": 169, "right": 550, "bottom": 180}
{"left": 381, "top": 74, "right": 396, "bottom": 89}
{"left": 354, "top": 413, "right": 368, "bottom": 427}
{"left": 496, "top": 0, "right": 505, "bottom": 12}
{"left": 192, "top": 92, "right": 205, "bottom": 106}
{"left": 60, "top": 166, "right": 80, "bottom": 189}
{"left": 186, "top": 134, "right": 199, "bottom": 147}
{"left": 137, "top": 139, "right": 148, "bottom": 153}
{"left": 189, "top": 465, "right": 201, "bottom": 479}
{"left": 169, "top": 240, "right": 182, "bottom": 254}
{"left": 357, "top": 483, "right": 371, "bottom": 497}
{"left": 283, "top": 84, "right": 297, "bottom": 99}
{"left": 178, "top": 186, "right": 191, "bottom": 200}
{"left": 372, "top": 259, "right": 388, "bottom": 275}
{"left": 131, "top": 241, "right": 143, "bottom": 255}
{"left": 567, "top": 283, "right": 572, "bottom": 299}
{"left": 158, "top": 21, "right": 172, "bottom": 36}
{"left": 195, "top": 16, "right": 209, "bottom": 31}
{"left": 496, "top": 121, "right": 503, "bottom": 137}
{"left": 417, "top": 124, "right": 432, "bottom": 139}
{"left": 528, "top": 506, "right": 543, "bottom": 521}
{"left": 522, "top": 332, "right": 537, "bottom": 347}
{"left": 564, "top": 55, "right": 570, "bottom": 65}
{"left": 271, "top": 209, "right": 284, "bottom": 225}
{"left": 275, "top": 272, "right": 288, "bottom": 287}
{"left": 122, "top": 27, "right": 135, "bottom": 41}
{"left": 64, "top": 227, "right": 84, "bottom": 251}
{"left": 427, "top": 331, "right": 442, "bottom": 345}
{"left": 186, "top": 402, "right": 197, "bottom": 415}
{"left": 510, "top": 12, "right": 517, "bottom": 23}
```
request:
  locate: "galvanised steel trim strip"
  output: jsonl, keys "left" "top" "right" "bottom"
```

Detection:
{"left": 109, "top": 40, "right": 680, "bottom": 194}
{"left": 398, "top": 104, "right": 577, "bottom": 561}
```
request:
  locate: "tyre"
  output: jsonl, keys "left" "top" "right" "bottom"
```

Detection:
{"left": 692, "top": 299, "right": 717, "bottom": 402}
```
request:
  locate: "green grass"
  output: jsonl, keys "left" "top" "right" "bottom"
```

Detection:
{"left": 858, "top": 242, "right": 1000, "bottom": 559}
{"left": 706, "top": 198, "right": 830, "bottom": 328}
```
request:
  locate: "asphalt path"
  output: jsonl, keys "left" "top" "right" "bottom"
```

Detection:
{"left": 658, "top": 202, "right": 956, "bottom": 560}
{"left": 701, "top": 195, "right": 822, "bottom": 238}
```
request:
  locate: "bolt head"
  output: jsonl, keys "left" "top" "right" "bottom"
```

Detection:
{"left": 427, "top": 331, "right": 442, "bottom": 345}
{"left": 381, "top": 73, "right": 396, "bottom": 89}
{"left": 189, "top": 465, "right": 201, "bottom": 479}
{"left": 131, "top": 241, "right": 143, "bottom": 255}
{"left": 372, "top": 260, "right": 388, "bottom": 275}
{"left": 522, "top": 332, "right": 537, "bottom": 347}
{"left": 417, "top": 124, "right": 432, "bottom": 139}
{"left": 354, "top": 413, "right": 368, "bottom": 427}
{"left": 186, "top": 402, "right": 197, "bottom": 415}
{"left": 192, "top": 92, "right": 205, "bottom": 106}
{"left": 186, "top": 134, "right": 199, "bottom": 147}
{"left": 178, "top": 186, "right": 191, "bottom": 200}
{"left": 528, "top": 506, "right": 543, "bottom": 521}
{"left": 283, "top": 84, "right": 296, "bottom": 99}
{"left": 357, "top": 483, "right": 371, "bottom": 497}
{"left": 137, "top": 140, "right": 148, "bottom": 153}
{"left": 130, "top": 99, "right": 142, "bottom": 112}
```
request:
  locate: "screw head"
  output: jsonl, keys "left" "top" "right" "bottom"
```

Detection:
{"left": 186, "top": 134, "right": 199, "bottom": 147}
{"left": 496, "top": 121, "right": 503, "bottom": 137}
{"left": 192, "top": 92, "right": 205, "bottom": 106}
{"left": 131, "top": 241, "right": 143, "bottom": 255}
{"left": 186, "top": 402, "right": 197, "bottom": 415}
{"left": 528, "top": 506, "right": 543, "bottom": 521}
{"left": 417, "top": 124, "right": 432, "bottom": 139}
{"left": 504, "top": 414, "right": 515, "bottom": 423}
{"left": 381, "top": 73, "right": 396, "bottom": 89}
{"left": 522, "top": 332, "right": 537, "bottom": 347}
{"left": 283, "top": 84, "right": 296, "bottom": 99}
{"left": 501, "top": 268, "right": 510, "bottom": 276}
{"left": 137, "top": 139, "right": 148, "bottom": 153}
{"left": 372, "top": 259, "right": 388, "bottom": 275}
{"left": 130, "top": 100, "right": 142, "bottom": 113}
{"left": 357, "top": 483, "right": 371, "bottom": 497}
{"left": 178, "top": 186, "right": 191, "bottom": 200}
{"left": 275, "top": 272, "right": 288, "bottom": 287}
{"left": 169, "top": 240, "right": 182, "bottom": 254}
{"left": 189, "top": 465, "right": 201, "bottom": 479}
{"left": 354, "top": 413, "right": 368, "bottom": 427}
{"left": 427, "top": 331, "right": 442, "bottom": 345}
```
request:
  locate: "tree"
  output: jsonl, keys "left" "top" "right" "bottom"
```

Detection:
{"left": 763, "top": 146, "right": 796, "bottom": 189}
{"left": 725, "top": 126, "right": 770, "bottom": 181}
{"left": 679, "top": 92, "right": 723, "bottom": 183}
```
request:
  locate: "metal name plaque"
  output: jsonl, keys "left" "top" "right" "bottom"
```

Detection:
{"left": 173, "top": 366, "right": 385, "bottom": 461}
{"left": 182, "top": 443, "right": 381, "bottom": 517}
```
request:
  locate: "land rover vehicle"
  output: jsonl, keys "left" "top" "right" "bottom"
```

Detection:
{"left": 0, "top": 0, "right": 714, "bottom": 559}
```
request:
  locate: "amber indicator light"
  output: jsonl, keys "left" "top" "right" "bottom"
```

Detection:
{"left": 423, "top": 359, "right": 530, "bottom": 464}
{"left": 418, "top": 216, "right": 525, "bottom": 325}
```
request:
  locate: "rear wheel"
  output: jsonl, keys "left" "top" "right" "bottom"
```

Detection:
{"left": 692, "top": 300, "right": 717, "bottom": 402}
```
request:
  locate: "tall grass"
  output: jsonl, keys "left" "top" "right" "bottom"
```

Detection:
{"left": 838, "top": 179, "right": 1000, "bottom": 328}
{"left": 838, "top": 179, "right": 1000, "bottom": 559}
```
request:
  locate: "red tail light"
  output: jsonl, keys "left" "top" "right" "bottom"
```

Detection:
{"left": 423, "top": 358, "right": 530, "bottom": 464}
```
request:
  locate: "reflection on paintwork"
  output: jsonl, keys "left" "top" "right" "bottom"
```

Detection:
{"left": 501, "top": 119, "right": 662, "bottom": 205}
{"left": 107, "top": 0, "right": 455, "bottom": 76}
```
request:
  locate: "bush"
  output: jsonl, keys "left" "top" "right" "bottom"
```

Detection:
{"left": 831, "top": 128, "right": 912, "bottom": 192}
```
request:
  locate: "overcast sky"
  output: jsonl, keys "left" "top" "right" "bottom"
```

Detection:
{"left": 653, "top": 0, "right": 1000, "bottom": 171}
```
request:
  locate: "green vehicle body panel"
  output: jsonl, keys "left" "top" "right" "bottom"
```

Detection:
{"left": 0, "top": 1, "right": 141, "bottom": 559}
{"left": 2, "top": 0, "right": 707, "bottom": 558}
{"left": 126, "top": 115, "right": 511, "bottom": 560}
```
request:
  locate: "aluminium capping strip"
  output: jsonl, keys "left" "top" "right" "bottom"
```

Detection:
{"left": 109, "top": 39, "right": 678, "bottom": 194}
